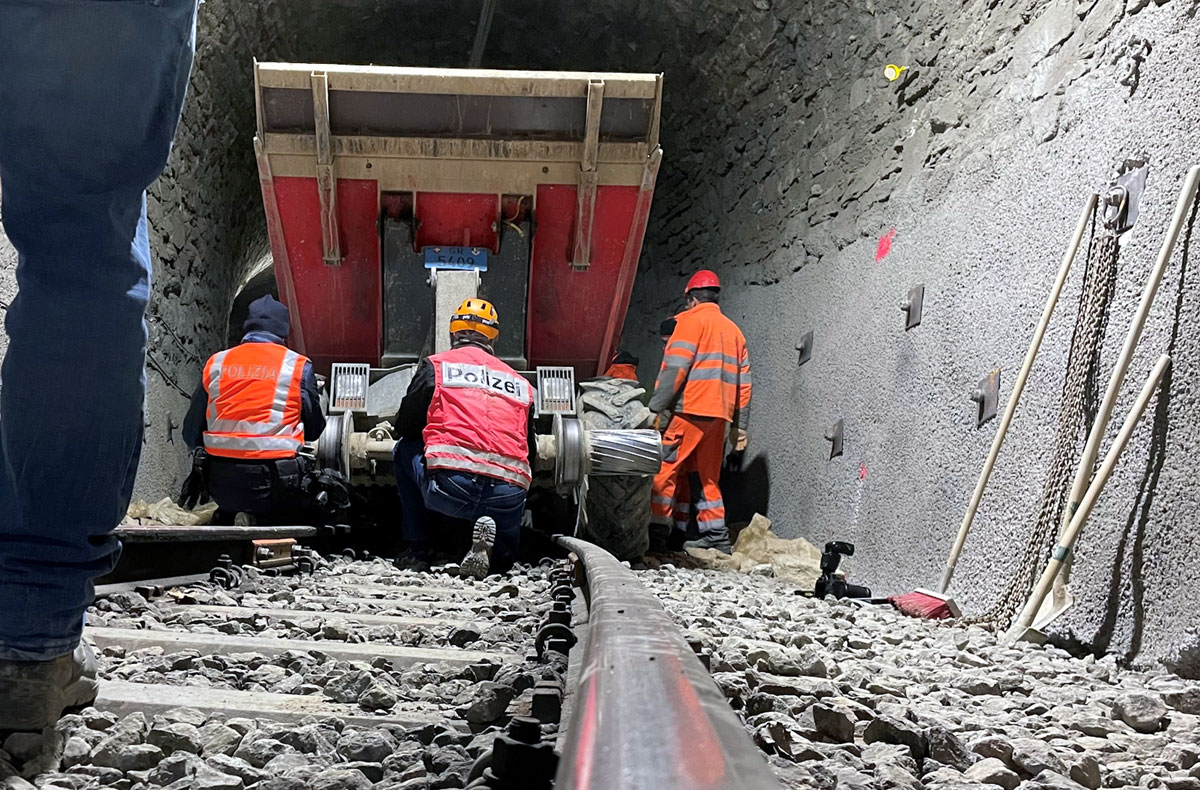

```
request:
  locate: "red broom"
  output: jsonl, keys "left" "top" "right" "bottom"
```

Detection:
{"left": 889, "top": 588, "right": 961, "bottom": 620}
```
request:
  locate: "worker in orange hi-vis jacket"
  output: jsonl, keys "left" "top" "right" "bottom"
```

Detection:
{"left": 602, "top": 350, "right": 640, "bottom": 381}
{"left": 648, "top": 270, "right": 751, "bottom": 554}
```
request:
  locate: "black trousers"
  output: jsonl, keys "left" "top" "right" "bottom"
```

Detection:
{"left": 205, "top": 456, "right": 311, "bottom": 524}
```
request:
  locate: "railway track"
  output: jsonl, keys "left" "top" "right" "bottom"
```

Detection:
{"left": 2, "top": 538, "right": 780, "bottom": 790}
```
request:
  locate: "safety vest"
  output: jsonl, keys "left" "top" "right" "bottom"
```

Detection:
{"left": 424, "top": 345, "right": 534, "bottom": 489}
{"left": 202, "top": 343, "right": 307, "bottom": 460}
{"left": 650, "top": 302, "right": 752, "bottom": 426}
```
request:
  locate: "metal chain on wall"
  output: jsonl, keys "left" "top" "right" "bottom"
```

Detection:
{"left": 968, "top": 220, "right": 1121, "bottom": 629}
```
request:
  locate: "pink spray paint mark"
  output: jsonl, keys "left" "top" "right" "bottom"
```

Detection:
{"left": 859, "top": 462, "right": 868, "bottom": 480}
{"left": 875, "top": 228, "right": 896, "bottom": 262}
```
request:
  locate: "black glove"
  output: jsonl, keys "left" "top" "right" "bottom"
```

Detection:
{"left": 178, "top": 447, "right": 209, "bottom": 510}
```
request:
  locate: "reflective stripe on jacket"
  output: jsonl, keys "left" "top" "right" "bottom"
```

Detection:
{"left": 424, "top": 346, "right": 535, "bottom": 489}
{"left": 648, "top": 302, "right": 751, "bottom": 427}
{"left": 202, "top": 343, "right": 307, "bottom": 460}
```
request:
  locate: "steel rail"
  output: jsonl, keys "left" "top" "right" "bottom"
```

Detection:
{"left": 114, "top": 524, "right": 318, "bottom": 542}
{"left": 555, "top": 536, "right": 781, "bottom": 790}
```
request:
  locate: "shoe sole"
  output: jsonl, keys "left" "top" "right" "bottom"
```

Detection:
{"left": 460, "top": 517, "right": 496, "bottom": 580}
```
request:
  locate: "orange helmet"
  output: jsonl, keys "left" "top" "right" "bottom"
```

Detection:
{"left": 449, "top": 298, "right": 500, "bottom": 341}
{"left": 685, "top": 269, "right": 720, "bottom": 293}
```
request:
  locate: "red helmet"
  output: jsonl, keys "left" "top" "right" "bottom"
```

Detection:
{"left": 684, "top": 269, "right": 721, "bottom": 293}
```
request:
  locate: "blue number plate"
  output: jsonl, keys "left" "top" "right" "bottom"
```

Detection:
{"left": 423, "top": 246, "right": 488, "bottom": 271}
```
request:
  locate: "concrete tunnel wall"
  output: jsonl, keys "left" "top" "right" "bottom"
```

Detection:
{"left": 1, "top": 0, "right": 1199, "bottom": 670}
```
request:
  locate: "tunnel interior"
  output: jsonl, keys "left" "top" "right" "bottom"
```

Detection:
{"left": 125, "top": 0, "right": 1200, "bottom": 670}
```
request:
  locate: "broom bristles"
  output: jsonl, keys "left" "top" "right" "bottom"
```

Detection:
{"left": 889, "top": 588, "right": 962, "bottom": 620}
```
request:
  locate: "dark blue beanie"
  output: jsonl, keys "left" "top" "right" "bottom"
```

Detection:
{"left": 243, "top": 295, "right": 291, "bottom": 339}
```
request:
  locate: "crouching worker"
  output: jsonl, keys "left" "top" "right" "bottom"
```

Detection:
{"left": 393, "top": 299, "right": 534, "bottom": 578}
{"left": 602, "top": 350, "right": 639, "bottom": 381}
{"left": 183, "top": 295, "right": 327, "bottom": 523}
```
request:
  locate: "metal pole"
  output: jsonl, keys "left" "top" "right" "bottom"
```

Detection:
{"left": 468, "top": 0, "right": 498, "bottom": 69}
{"left": 1006, "top": 354, "right": 1170, "bottom": 641}
{"left": 938, "top": 194, "right": 1097, "bottom": 594}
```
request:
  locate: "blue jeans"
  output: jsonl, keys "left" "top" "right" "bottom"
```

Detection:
{"left": 0, "top": 0, "right": 198, "bottom": 660}
{"left": 394, "top": 441, "right": 524, "bottom": 571}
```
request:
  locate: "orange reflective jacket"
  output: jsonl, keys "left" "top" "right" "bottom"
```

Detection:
{"left": 648, "top": 302, "right": 751, "bottom": 427}
{"left": 202, "top": 343, "right": 308, "bottom": 460}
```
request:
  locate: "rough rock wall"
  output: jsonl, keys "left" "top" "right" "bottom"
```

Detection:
{"left": 134, "top": 2, "right": 296, "bottom": 500}
{"left": 625, "top": 0, "right": 1200, "bottom": 669}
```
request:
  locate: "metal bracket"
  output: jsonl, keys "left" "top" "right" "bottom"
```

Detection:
{"left": 431, "top": 268, "right": 482, "bottom": 354}
{"left": 971, "top": 369, "right": 1000, "bottom": 428}
{"left": 570, "top": 80, "right": 605, "bottom": 271}
{"left": 796, "top": 331, "right": 813, "bottom": 366}
{"left": 311, "top": 71, "right": 342, "bottom": 267}
{"left": 252, "top": 539, "right": 296, "bottom": 570}
{"left": 900, "top": 285, "right": 924, "bottom": 330}
{"left": 825, "top": 419, "right": 843, "bottom": 459}
{"left": 1101, "top": 160, "right": 1149, "bottom": 236}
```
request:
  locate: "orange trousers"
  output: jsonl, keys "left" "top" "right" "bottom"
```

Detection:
{"left": 651, "top": 415, "right": 727, "bottom": 539}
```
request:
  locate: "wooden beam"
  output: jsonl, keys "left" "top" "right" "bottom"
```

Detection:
{"left": 98, "top": 681, "right": 451, "bottom": 728}
{"left": 172, "top": 605, "right": 463, "bottom": 629}
{"left": 86, "top": 627, "right": 515, "bottom": 667}
{"left": 311, "top": 70, "right": 341, "bottom": 267}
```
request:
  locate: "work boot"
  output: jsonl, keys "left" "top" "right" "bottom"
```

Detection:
{"left": 395, "top": 543, "right": 431, "bottom": 572}
{"left": 648, "top": 523, "right": 671, "bottom": 554}
{"left": 460, "top": 516, "right": 496, "bottom": 580}
{"left": 683, "top": 534, "right": 733, "bottom": 555}
{"left": 0, "top": 643, "right": 98, "bottom": 732}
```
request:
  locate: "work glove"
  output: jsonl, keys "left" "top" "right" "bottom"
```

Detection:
{"left": 655, "top": 412, "right": 672, "bottom": 434}
{"left": 730, "top": 428, "right": 748, "bottom": 453}
{"left": 178, "top": 448, "right": 209, "bottom": 510}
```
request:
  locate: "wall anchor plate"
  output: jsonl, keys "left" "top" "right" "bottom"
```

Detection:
{"left": 1102, "top": 160, "right": 1149, "bottom": 236}
{"left": 796, "top": 330, "right": 813, "bottom": 366}
{"left": 900, "top": 284, "right": 924, "bottom": 330}
{"left": 825, "top": 418, "right": 844, "bottom": 459}
{"left": 971, "top": 369, "right": 1000, "bottom": 428}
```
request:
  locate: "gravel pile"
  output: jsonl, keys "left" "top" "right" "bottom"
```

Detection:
{"left": 0, "top": 558, "right": 562, "bottom": 790}
{"left": 642, "top": 566, "right": 1200, "bottom": 790}
{"left": 3, "top": 705, "right": 521, "bottom": 790}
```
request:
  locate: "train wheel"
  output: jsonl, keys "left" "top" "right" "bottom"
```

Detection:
{"left": 575, "top": 377, "right": 654, "bottom": 561}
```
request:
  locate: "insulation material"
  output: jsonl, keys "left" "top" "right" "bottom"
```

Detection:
{"left": 687, "top": 513, "right": 822, "bottom": 587}
{"left": 123, "top": 498, "right": 217, "bottom": 527}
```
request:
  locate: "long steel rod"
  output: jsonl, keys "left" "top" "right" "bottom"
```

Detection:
{"left": 555, "top": 536, "right": 781, "bottom": 790}
{"left": 939, "top": 194, "right": 1098, "bottom": 593}
{"left": 114, "top": 524, "right": 318, "bottom": 543}
{"left": 468, "top": 0, "right": 497, "bottom": 69}
{"left": 1007, "top": 354, "right": 1170, "bottom": 640}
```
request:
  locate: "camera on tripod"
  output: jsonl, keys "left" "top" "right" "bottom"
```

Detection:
{"left": 814, "top": 541, "right": 872, "bottom": 599}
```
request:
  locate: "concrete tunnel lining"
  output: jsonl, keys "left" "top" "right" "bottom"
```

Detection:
{"left": 1, "top": 0, "right": 1199, "bottom": 669}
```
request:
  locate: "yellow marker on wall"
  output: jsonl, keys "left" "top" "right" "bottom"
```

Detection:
{"left": 883, "top": 64, "right": 908, "bottom": 82}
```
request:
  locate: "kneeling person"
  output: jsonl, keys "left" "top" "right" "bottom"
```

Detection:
{"left": 393, "top": 299, "right": 534, "bottom": 577}
{"left": 184, "top": 295, "right": 327, "bottom": 523}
